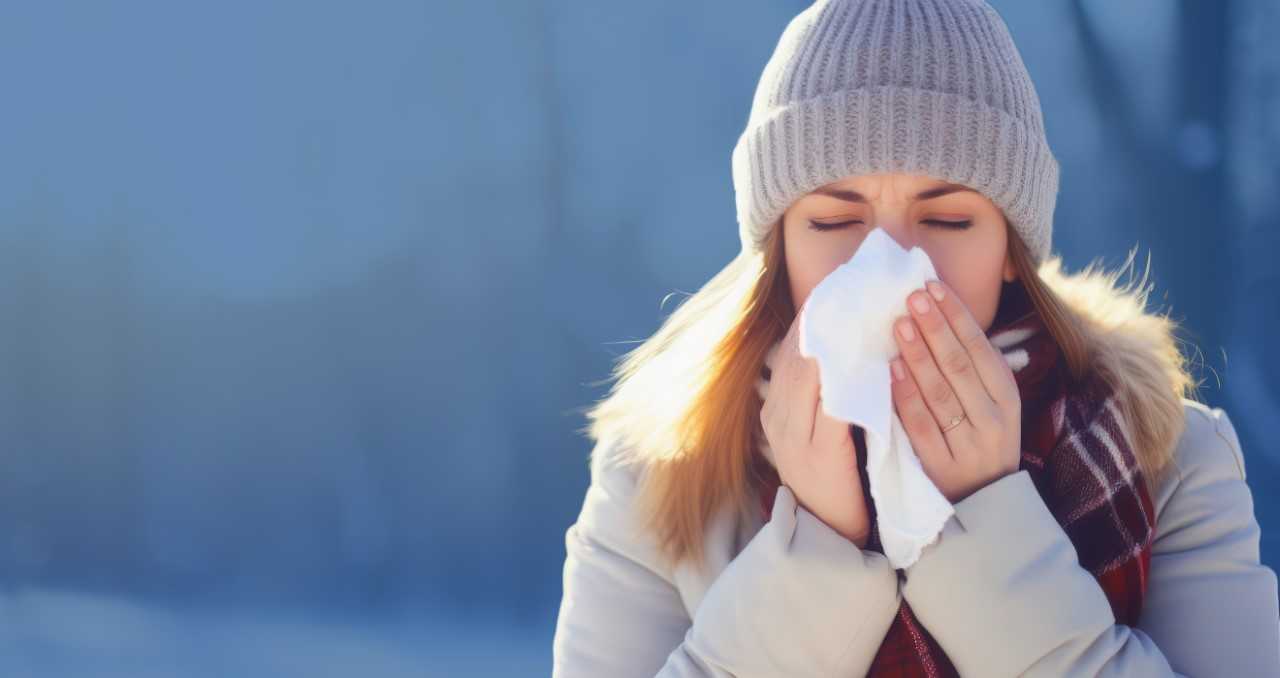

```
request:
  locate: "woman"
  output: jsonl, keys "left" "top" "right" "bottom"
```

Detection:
{"left": 553, "top": 0, "right": 1280, "bottom": 676}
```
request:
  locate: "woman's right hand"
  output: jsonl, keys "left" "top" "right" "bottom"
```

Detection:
{"left": 759, "top": 310, "right": 871, "bottom": 548}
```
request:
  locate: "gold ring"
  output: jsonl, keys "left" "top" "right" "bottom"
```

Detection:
{"left": 941, "top": 413, "right": 967, "bottom": 433}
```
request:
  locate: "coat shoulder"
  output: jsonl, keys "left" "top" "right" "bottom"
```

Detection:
{"left": 574, "top": 436, "right": 678, "bottom": 582}
{"left": 1166, "top": 400, "right": 1247, "bottom": 483}
{"left": 1149, "top": 399, "right": 1254, "bottom": 540}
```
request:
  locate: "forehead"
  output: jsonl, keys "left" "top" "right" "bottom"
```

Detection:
{"left": 805, "top": 174, "right": 980, "bottom": 204}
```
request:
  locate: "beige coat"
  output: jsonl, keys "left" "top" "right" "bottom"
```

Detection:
{"left": 553, "top": 278, "right": 1280, "bottom": 676}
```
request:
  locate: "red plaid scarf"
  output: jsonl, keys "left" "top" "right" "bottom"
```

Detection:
{"left": 753, "top": 279, "right": 1156, "bottom": 677}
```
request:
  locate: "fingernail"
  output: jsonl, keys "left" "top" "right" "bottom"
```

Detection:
{"left": 926, "top": 280, "right": 945, "bottom": 301}
{"left": 910, "top": 292, "right": 930, "bottom": 314}
{"left": 890, "top": 359, "right": 905, "bottom": 381}
{"left": 897, "top": 318, "right": 915, "bottom": 341}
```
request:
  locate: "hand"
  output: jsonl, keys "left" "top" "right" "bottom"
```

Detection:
{"left": 760, "top": 308, "right": 871, "bottom": 548}
{"left": 889, "top": 279, "right": 1022, "bottom": 504}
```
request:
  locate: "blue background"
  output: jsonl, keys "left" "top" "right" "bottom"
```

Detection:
{"left": 1, "top": 1, "right": 1277, "bottom": 675}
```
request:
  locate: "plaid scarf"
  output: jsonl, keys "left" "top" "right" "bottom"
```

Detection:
{"left": 753, "top": 279, "right": 1156, "bottom": 677}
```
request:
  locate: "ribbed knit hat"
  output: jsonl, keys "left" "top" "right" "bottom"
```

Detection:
{"left": 731, "top": 0, "right": 1059, "bottom": 263}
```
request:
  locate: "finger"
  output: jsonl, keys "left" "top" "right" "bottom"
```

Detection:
{"left": 767, "top": 312, "right": 802, "bottom": 400}
{"left": 778, "top": 311, "right": 821, "bottom": 444}
{"left": 811, "top": 396, "right": 850, "bottom": 449}
{"left": 925, "top": 279, "right": 1019, "bottom": 410}
{"left": 894, "top": 315, "right": 969, "bottom": 431}
{"left": 796, "top": 351, "right": 822, "bottom": 444}
{"left": 905, "top": 287, "right": 1000, "bottom": 425}
{"left": 761, "top": 313, "right": 802, "bottom": 432}
{"left": 890, "top": 357, "right": 952, "bottom": 462}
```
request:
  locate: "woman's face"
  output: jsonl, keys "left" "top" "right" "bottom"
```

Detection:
{"left": 781, "top": 173, "right": 1016, "bottom": 331}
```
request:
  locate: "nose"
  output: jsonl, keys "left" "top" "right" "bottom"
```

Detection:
{"left": 877, "top": 219, "right": 916, "bottom": 251}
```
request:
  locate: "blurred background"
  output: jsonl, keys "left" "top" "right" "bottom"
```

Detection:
{"left": 1, "top": 0, "right": 1277, "bottom": 675}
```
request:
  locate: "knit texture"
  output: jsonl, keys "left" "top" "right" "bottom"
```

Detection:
{"left": 731, "top": 0, "right": 1060, "bottom": 262}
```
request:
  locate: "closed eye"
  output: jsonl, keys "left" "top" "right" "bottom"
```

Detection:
{"left": 924, "top": 219, "right": 972, "bottom": 230}
{"left": 807, "top": 219, "right": 864, "bottom": 232}
{"left": 807, "top": 219, "right": 972, "bottom": 232}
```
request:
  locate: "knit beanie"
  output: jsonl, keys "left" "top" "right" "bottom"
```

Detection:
{"left": 731, "top": 0, "right": 1059, "bottom": 263}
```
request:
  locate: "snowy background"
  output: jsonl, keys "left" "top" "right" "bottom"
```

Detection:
{"left": 0, "top": 0, "right": 1276, "bottom": 675}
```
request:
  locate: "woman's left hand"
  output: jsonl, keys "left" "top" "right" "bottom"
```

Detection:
{"left": 889, "top": 279, "right": 1022, "bottom": 504}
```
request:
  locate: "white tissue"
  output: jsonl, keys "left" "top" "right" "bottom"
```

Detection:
{"left": 797, "top": 228, "right": 955, "bottom": 569}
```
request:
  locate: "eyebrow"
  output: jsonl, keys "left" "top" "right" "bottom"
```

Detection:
{"left": 811, "top": 183, "right": 979, "bottom": 203}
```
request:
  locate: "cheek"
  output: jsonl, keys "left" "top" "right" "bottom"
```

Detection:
{"left": 945, "top": 279, "right": 1002, "bottom": 329}
{"left": 785, "top": 234, "right": 856, "bottom": 309}
{"left": 923, "top": 222, "right": 1009, "bottom": 328}
{"left": 787, "top": 262, "right": 824, "bottom": 310}
{"left": 931, "top": 253, "right": 1005, "bottom": 329}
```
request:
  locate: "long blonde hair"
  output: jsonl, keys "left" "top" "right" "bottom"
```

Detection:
{"left": 580, "top": 219, "right": 1194, "bottom": 571}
